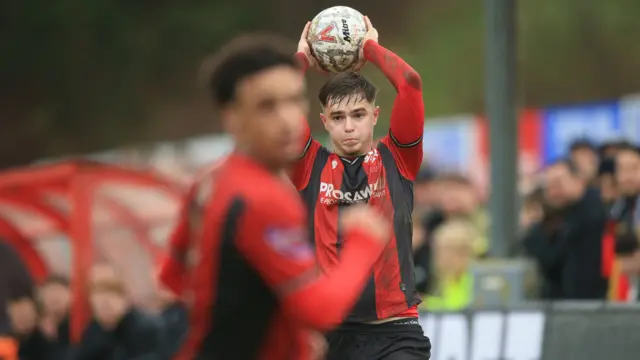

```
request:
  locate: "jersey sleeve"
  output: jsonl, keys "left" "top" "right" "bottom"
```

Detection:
{"left": 289, "top": 123, "right": 323, "bottom": 191}
{"left": 289, "top": 52, "right": 324, "bottom": 191}
{"left": 364, "top": 40, "right": 425, "bottom": 180}
{"left": 158, "top": 187, "right": 195, "bottom": 296}
{"left": 159, "top": 159, "right": 227, "bottom": 296}
{"left": 236, "top": 197, "right": 318, "bottom": 294}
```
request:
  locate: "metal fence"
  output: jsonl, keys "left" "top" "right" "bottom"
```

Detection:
{"left": 418, "top": 302, "right": 640, "bottom": 360}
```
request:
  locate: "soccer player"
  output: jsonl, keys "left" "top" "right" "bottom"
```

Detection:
{"left": 293, "top": 18, "right": 432, "bottom": 360}
{"left": 160, "top": 34, "right": 393, "bottom": 360}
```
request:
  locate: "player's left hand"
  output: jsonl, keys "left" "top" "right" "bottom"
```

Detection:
{"left": 354, "top": 16, "right": 379, "bottom": 71}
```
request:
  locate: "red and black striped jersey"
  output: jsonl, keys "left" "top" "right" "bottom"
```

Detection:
{"left": 292, "top": 40, "right": 425, "bottom": 322}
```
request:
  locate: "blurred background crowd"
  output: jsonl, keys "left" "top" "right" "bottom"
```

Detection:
{"left": 413, "top": 138, "right": 640, "bottom": 310}
{"left": 2, "top": 0, "right": 640, "bottom": 359}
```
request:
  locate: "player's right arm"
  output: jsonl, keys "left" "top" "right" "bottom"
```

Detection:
{"left": 288, "top": 117, "right": 322, "bottom": 191}
{"left": 289, "top": 22, "right": 324, "bottom": 191}
{"left": 238, "top": 201, "right": 389, "bottom": 331}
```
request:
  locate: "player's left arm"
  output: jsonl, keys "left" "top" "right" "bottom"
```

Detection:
{"left": 364, "top": 39, "right": 425, "bottom": 180}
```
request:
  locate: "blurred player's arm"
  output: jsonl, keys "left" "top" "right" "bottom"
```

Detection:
{"left": 364, "top": 23, "right": 425, "bottom": 179}
{"left": 238, "top": 202, "right": 387, "bottom": 331}
{"left": 159, "top": 160, "right": 226, "bottom": 296}
{"left": 158, "top": 190, "right": 194, "bottom": 296}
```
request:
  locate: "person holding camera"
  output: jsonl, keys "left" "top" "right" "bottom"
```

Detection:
{"left": 522, "top": 159, "right": 608, "bottom": 300}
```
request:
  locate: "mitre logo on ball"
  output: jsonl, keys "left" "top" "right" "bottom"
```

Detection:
{"left": 307, "top": 6, "right": 367, "bottom": 73}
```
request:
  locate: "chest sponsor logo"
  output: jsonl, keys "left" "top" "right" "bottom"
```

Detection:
{"left": 319, "top": 181, "right": 385, "bottom": 205}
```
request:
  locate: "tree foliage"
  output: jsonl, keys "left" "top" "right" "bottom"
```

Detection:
{"left": 1, "top": 0, "right": 639, "bottom": 168}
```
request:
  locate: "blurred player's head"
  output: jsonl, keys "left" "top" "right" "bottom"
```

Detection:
{"left": 205, "top": 34, "right": 308, "bottom": 170}
{"left": 615, "top": 144, "right": 640, "bottom": 196}
{"left": 318, "top": 72, "right": 379, "bottom": 157}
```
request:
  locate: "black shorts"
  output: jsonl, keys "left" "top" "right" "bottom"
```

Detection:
{"left": 326, "top": 318, "right": 431, "bottom": 360}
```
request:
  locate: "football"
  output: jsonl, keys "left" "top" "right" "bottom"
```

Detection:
{"left": 307, "top": 6, "right": 367, "bottom": 73}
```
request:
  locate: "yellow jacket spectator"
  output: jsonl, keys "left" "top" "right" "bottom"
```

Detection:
{"left": 421, "top": 219, "right": 476, "bottom": 311}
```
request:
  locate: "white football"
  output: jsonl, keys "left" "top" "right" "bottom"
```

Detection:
{"left": 307, "top": 6, "right": 367, "bottom": 73}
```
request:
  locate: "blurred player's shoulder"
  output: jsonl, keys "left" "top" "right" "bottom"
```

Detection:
{"left": 191, "top": 153, "right": 302, "bottom": 211}
{"left": 186, "top": 156, "right": 230, "bottom": 208}
{"left": 229, "top": 155, "right": 304, "bottom": 219}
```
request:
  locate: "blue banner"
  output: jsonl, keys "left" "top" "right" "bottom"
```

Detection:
{"left": 619, "top": 95, "right": 640, "bottom": 145}
{"left": 541, "top": 102, "right": 622, "bottom": 164}
{"left": 423, "top": 115, "right": 476, "bottom": 172}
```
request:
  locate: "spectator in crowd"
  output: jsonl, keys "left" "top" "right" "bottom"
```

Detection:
{"left": 599, "top": 139, "right": 633, "bottom": 159}
{"left": 28, "top": 276, "right": 73, "bottom": 359}
{"left": 413, "top": 172, "right": 487, "bottom": 295}
{"left": 597, "top": 157, "right": 618, "bottom": 208}
{"left": 37, "top": 276, "right": 71, "bottom": 344}
{"left": 7, "top": 293, "right": 51, "bottom": 360}
{"left": 437, "top": 174, "right": 489, "bottom": 257}
{"left": 609, "top": 145, "right": 640, "bottom": 301}
{"left": 73, "top": 262, "right": 162, "bottom": 360}
{"left": 6, "top": 275, "right": 72, "bottom": 360}
{"left": 414, "top": 166, "right": 438, "bottom": 212}
{"left": 611, "top": 145, "right": 640, "bottom": 256}
{"left": 523, "top": 159, "right": 608, "bottom": 300}
{"left": 515, "top": 186, "right": 545, "bottom": 256}
{"left": 421, "top": 220, "right": 476, "bottom": 311}
{"left": 569, "top": 139, "right": 599, "bottom": 184}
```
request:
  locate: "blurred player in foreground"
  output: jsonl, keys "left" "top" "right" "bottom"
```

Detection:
{"left": 159, "top": 34, "right": 393, "bottom": 360}
{"left": 293, "top": 17, "right": 432, "bottom": 360}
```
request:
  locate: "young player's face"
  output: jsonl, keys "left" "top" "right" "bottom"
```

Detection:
{"left": 320, "top": 95, "right": 379, "bottom": 157}
{"left": 227, "top": 66, "right": 308, "bottom": 169}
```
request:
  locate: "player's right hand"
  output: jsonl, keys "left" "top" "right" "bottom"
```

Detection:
{"left": 341, "top": 205, "right": 391, "bottom": 244}
{"left": 298, "top": 21, "right": 324, "bottom": 73}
